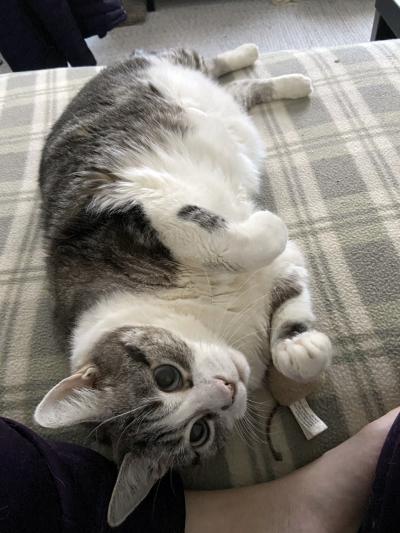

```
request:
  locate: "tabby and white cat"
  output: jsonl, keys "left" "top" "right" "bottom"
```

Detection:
{"left": 34, "top": 44, "right": 332, "bottom": 526}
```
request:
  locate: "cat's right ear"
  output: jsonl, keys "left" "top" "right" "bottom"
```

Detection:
{"left": 107, "top": 452, "right": 169, "bottom": 528}
{"left": 34, "top": 364, "right": 105, "bottom": 428}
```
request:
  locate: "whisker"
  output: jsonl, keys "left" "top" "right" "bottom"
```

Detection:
{"left": 221, "top": 295, "right": 271, "bottom": 349}
{"left": 116, "top": 407, "right": 153, "bottom": 452}
{"left": 243, "top": 417, "right": 265, "bottom": 436}
{"left": 216, "top": 266, "right": 267, "bottom": 339}
{"left": 86, "top": 401, "right": 155, "bottom": 441}
{"left": 241, "top": 415, "right": 269, "bottom": 444}
{"left": 246, "top": 406, "right": 284, "bottom": 437}
{"left": 230, "top": 331, "right": 262, "bottom": 351}
{"left": 234, "top": 419, "right": 249, "bottom": 445}
{"left": 246, "top": 396, "right": 269, "bottom": 405}
{"left": 235, "top": 419, "right": 267, "bottom": 449}
{"left": 221, "top": 290, "right": 271, "bottom": 344}
{"left": 245, "top": 407, "right": 268, "bottom": 423}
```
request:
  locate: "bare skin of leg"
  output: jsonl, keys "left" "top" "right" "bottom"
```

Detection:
{"left": 186, "top": 408, "right": 400, "bottom": 533}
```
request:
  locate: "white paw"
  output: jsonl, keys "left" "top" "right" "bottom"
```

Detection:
{"left": 272, "top": 330, "right": 332, "bottom": 383}
{"left": 273, "top": 74, "right": 313, "bottom": 100}
{"left": 231, "top": 44, "right": 260, "bottom": 70}
{"left": 238, "top": 43, "right": 259, "bottom": 63}
{"left": 231, "top": 211, "right": 288, "bottom": 269}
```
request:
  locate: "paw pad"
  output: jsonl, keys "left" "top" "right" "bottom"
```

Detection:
{"left": 272, "top": 330, "right": 332, "bottom": 383}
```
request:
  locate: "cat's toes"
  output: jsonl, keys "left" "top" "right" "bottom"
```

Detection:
{"left": 235, "top": 44, "right": 260, "bottom": 67}
{"left": 273, "top": 74, "right": 313, "bottom": 100}
{"left": 272, "top": 330, "right": 332, "bottom": 383}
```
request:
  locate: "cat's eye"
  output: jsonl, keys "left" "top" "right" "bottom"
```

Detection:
{"left": 190, "top": 419, "right": 210, "bottom": 447}
{"left": 154, "top": 365, "right": 183, "bottom": 392}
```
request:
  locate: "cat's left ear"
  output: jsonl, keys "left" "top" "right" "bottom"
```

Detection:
{"left": 34, "top": 364, "right": 104, "bottom": 428}
{"left": 107, "top": 452, "right": 169, "bottom": 528}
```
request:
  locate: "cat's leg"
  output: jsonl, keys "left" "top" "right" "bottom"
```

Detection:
{"left": 174, "top": 206, "right": 287, "bottom": 271}
{"left": 206, "top": 44, "right": 260, "bottom": 77}
{"left": 91, "top": 174, "right": 287, "bottom": 271}
{"left": 269, "top": 242, "right": 332, "bottom": 383}
{"left": 156, "top": 44, "right": 260, "bottom": 78}
{"left": 225, "top": 76, "right": 313, "bottom": 109}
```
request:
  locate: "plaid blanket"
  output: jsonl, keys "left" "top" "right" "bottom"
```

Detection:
{"left": 1, "top": 40, "right": 400, "bottom": 490}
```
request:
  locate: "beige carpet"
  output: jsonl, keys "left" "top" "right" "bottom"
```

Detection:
{"left": 87, "top": 0, "right": 375, "bottom": 65}
{"left": 0, "top": 0, "right": 375, "bottom": 73}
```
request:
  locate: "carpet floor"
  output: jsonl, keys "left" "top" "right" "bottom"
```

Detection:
{"left": 88, "top": 0, "right": 375, "bottom": 64}
{"left": 0, "top": 1, "right": 375, "bottom": 72}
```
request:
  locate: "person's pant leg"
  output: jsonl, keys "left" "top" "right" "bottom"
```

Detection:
{"left": 360, "top": 413, "right": 400, "bottom": 533}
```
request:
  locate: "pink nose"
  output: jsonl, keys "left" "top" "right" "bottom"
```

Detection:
{"left": 214, "top": 377, "right": 236, "bottom": 406}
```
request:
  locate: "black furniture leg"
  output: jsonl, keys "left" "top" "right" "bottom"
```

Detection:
{"left": 371, "top": 9, "right": 396, "bottom": 40}
{"left": 147, "top": 0, "right": 155, "bottom": 11}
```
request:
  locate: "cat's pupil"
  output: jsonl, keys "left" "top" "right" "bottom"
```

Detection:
{"left": 190, "top": 419, "right": 209, "bottom": 447}
{"left": 154, "top": 365, "right": 182, "bottom": 391}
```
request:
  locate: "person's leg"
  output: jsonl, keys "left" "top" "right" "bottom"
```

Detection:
{"left": 186, "top": 408, "right": 400, "bottom": 533}
{"left": 2, "top": 409, "right": 399, "bottom": 533}
{"left": 0, "top": 416, "right": 185, "bottom": 533}
{"left": 360, "top": 411, "right": 400, "bottom": 533}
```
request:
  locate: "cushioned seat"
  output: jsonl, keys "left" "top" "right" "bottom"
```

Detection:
{"left": 0, "top": 40, "right": 399, "bottom": 490}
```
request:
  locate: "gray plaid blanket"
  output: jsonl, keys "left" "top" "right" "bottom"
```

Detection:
{"left": 1, "top": 40, "right": 399, "bottom": 490}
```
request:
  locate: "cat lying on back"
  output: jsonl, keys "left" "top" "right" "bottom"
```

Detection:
{"left": 34, "top": 44, "right": 332, "bottom": 526}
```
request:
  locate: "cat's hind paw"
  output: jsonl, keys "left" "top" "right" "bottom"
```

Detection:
{"left": 272, "top": 330, "right": 332, "bottom": 383}
{"left": 237, "top": 44, "right": 259, "bottom": 64}
{"left": 273, "top": 74, "right": 313, "bottom": 100}
{"left": 231, "top": 44, "right": 260, "bottom": 69}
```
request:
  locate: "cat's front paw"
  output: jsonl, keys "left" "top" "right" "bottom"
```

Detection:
{"left": 273, "top": 74, "right": 313, "bottom": 100}
{"left": 272, "top": 330, "right": 332, "bottom": 383}
{"left": 236, "top": 211, "right": 288, "bottom": 269}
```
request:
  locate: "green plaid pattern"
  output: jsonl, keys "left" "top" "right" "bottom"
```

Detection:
{"left": 1, "top": 41, "right": 400, "bottom": 490}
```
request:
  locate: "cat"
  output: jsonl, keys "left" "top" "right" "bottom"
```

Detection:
{"left": 34, "top": 44, "right": 332, "bottom": 526}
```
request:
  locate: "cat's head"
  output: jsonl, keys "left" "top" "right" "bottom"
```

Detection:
{"left": 34, "top": 325, "right": 250, "bottom": 526}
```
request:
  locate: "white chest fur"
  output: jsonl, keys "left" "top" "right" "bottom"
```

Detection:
{"left": 71, "top": 264, "right": 273, "bottom": 389}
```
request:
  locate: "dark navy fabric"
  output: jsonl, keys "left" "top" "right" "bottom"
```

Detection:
{"left": 70, "top": 0, "right": 128, "bottom": 38}
{"left": 0, "top": 417, "right": 185, "bottom": 533}
{"left": 360, "top": 413, "right": 400, "bottom": 533}
{"left": 0, "top": 0, "right": 127, "bottom": 71}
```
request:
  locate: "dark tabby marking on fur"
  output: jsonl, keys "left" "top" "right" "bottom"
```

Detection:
{"left": 270, "top": 276, "right": 303, "bottom": 316}
{"left": 47, "top": 204, "right": 177, "bottom": 332}
{"left": 178, "top": 205, "right": 227, "bottom": 231}
{"left": 277, "top": 321, "right": 309, "bottom": 340}
{"left": 39, "top": 53, "right": 202, "bottom": 331}
{"left": 225, "top": 80, "right": 275, "bottom": 110}
{"left": 131, "top": 48, "right": 208, "bottom": 75}
{"left": 88, "top": 326, "right": 195, "bottom": 454}
{"left": 158, "top": 48, "right": 207, "bottom": 73}
{"left": 121, "top": 326, "right": 194, "bottom": 373}
{"left": 82, "top": 325, "right": 229, "bottom": 464}
{"left": 125, "top": 345, "right": 149, "bottom": 366}
{"left": 39, "top": 54, "right": 189, "bottom": 238}
{"left": 57, "top": 204, "right": 164, "bottom": 247}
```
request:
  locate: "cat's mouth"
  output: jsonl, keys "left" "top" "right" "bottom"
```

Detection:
{"left": 224, "top": 379, "right": 247, "bottom": 420}
{"left": 229, "top": 358, "right": 250, "bottom": 419}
